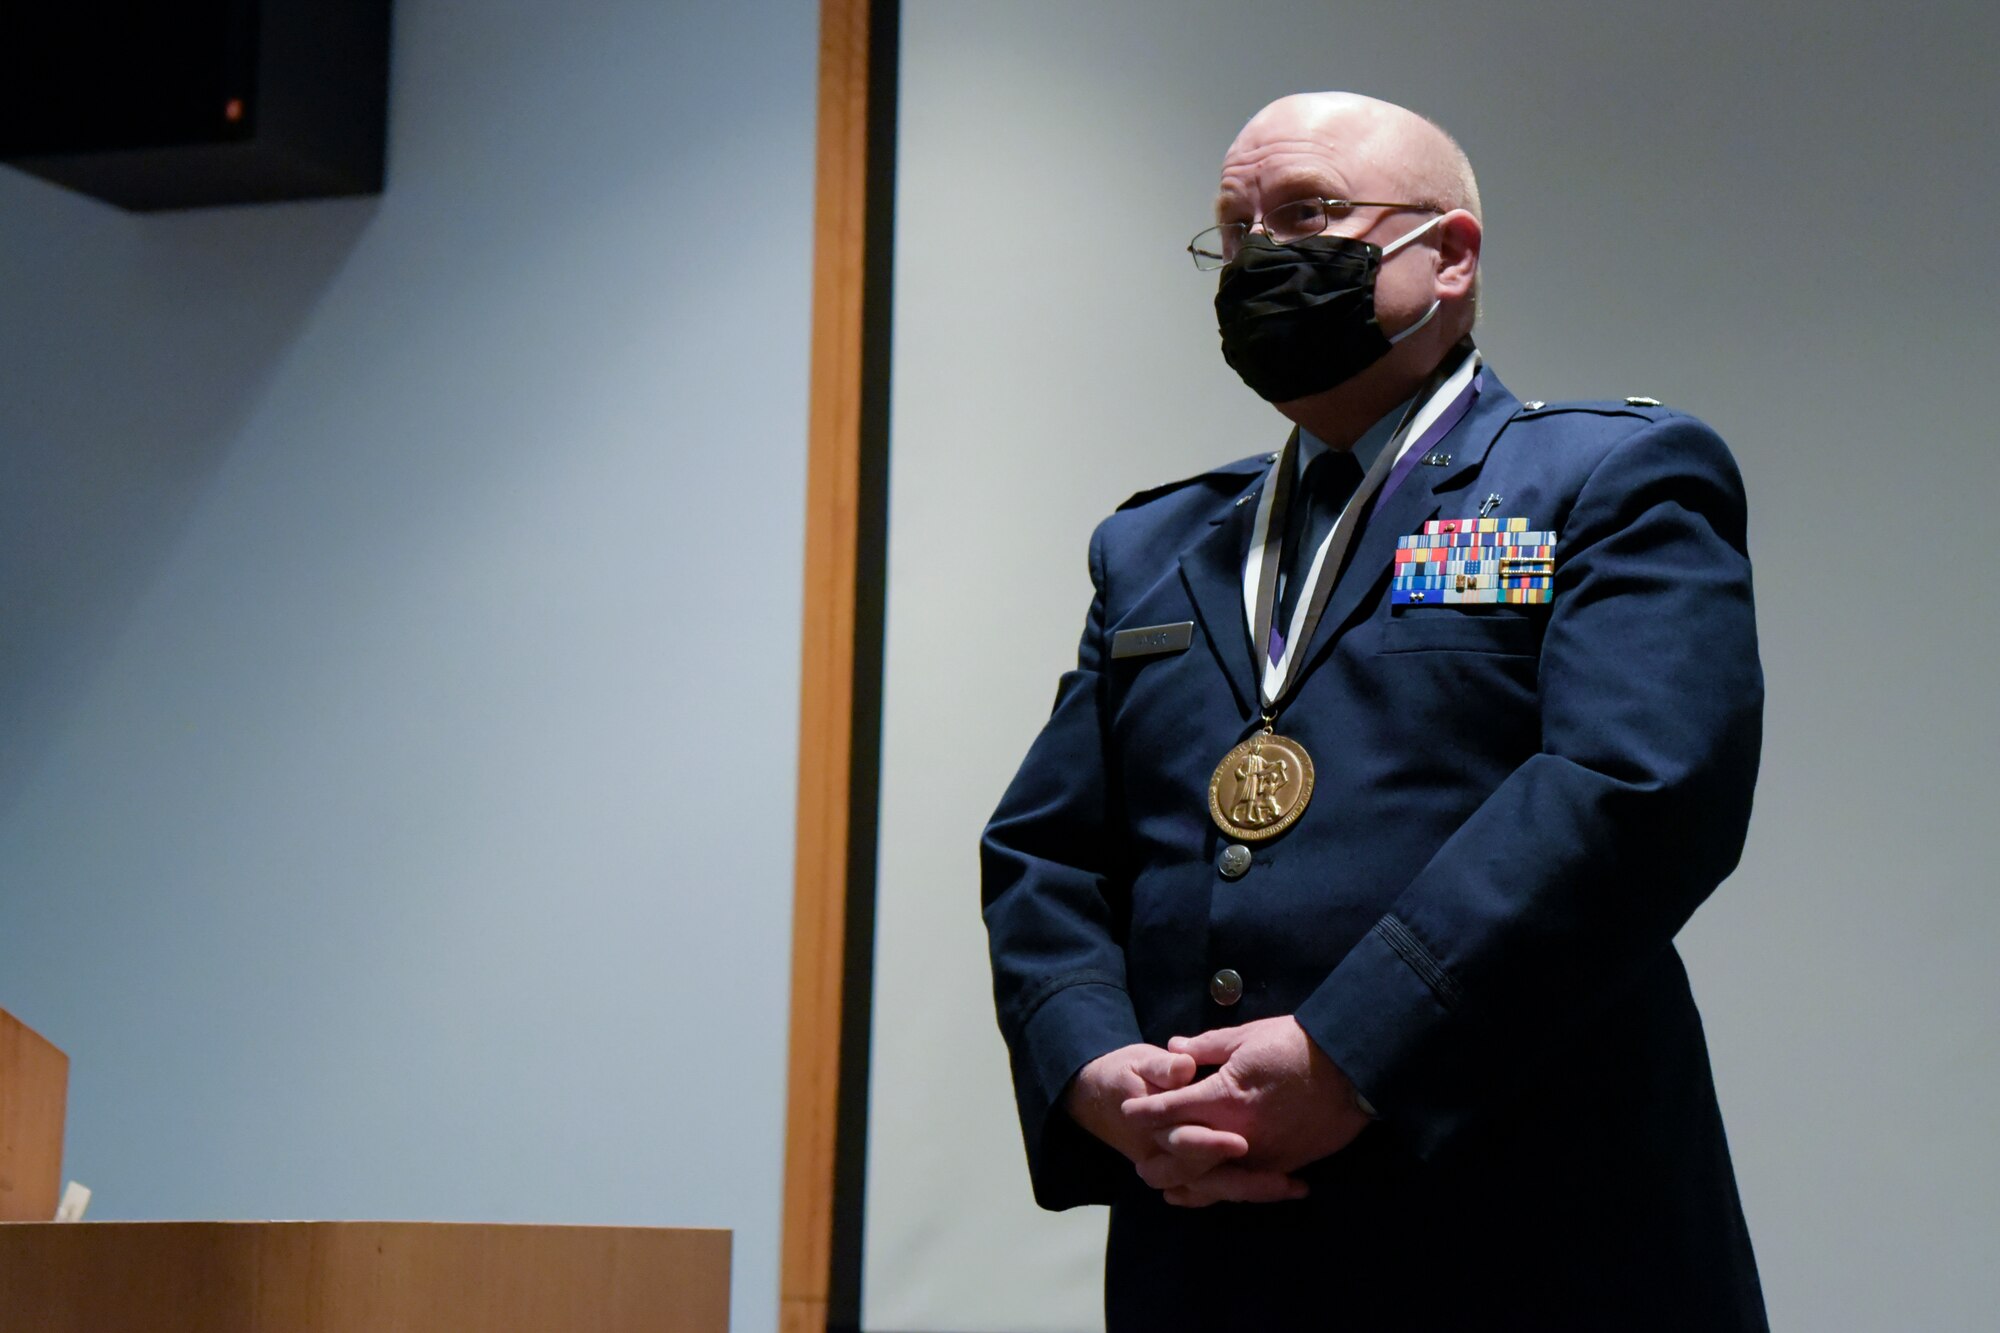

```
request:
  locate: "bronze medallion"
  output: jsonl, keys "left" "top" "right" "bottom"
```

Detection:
{"left": 1207, "top": 728, "right": 1314, "bottom": 841}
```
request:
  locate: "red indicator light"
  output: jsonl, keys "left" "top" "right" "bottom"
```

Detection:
{"left": 224, "top": 99, "right": 245, "bottom": 122}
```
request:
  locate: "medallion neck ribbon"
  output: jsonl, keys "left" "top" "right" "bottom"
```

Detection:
{"left": 1240, "top": 345, "right": 1484, "bottom": 716}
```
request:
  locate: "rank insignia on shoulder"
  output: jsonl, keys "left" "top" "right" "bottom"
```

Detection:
{"left": 1391, "top": 517, "right": 1557, "bottom": 605}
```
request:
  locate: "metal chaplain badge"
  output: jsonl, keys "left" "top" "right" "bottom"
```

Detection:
{"left": 1208, "top": 728, "right": 1315, "bottom": 841}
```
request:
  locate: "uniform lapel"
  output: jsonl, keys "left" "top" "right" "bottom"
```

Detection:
{"left": 1294, "top": 374, "right": 1525, "bottom": 676}
{"left": 1176, "top": 474, "right": 1266, "bottom": 721}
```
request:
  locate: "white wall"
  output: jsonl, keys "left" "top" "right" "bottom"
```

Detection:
{"left": 866, "top": 1, "right": 2000, "bottom": 1329}
{"left": 0, "top": 3, "right": 817, "bottom": 1329}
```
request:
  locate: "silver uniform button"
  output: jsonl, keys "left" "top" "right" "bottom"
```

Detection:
{"left": 1218, "top": 843, "right": 1253, "bottom": 880}
{"left": 1209, "top": 968, "right": 1244, "bottom": 1006}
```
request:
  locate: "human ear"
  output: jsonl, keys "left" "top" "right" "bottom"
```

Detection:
{"left": 1433, "top": 209, "right": 1482, "bottom": 300}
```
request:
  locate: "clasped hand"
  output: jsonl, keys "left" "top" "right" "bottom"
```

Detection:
{"left": 1063, "top": 1016, "right": 1370, "bottom": 1207}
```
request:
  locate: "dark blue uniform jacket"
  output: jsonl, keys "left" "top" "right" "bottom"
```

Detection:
{"left": 982, "top": 369, "right": 1768, "bottom": 1330}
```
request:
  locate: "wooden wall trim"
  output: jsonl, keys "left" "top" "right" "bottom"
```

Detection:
{"left": 781, "top": 0, "right": 886, "bottom": 1328}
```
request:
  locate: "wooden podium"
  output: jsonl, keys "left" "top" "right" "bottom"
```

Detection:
{"left": 0, "top": 1004, "right": 68, "bottom": 1222}
{"left": 0, "top": 1221, "right": 731, "bottom": 1332}
{"left": 1, "top": 1008, "right": 731, "bottom": 1330}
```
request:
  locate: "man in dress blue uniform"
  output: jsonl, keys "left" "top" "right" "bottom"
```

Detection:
{"left": 982, "top": 92, "right": 1768, "bottom": 1330}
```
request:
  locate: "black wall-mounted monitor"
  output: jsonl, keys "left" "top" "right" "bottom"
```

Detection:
{"left": 0, "top": 1, "right": 391, "bottom": 211}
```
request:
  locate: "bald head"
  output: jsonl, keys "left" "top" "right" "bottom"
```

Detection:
{"left": 1224, "top": 92, "right": 1481, "bottom": 221}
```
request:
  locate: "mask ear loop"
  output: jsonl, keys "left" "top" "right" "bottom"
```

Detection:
{"left": 1389, "top": 298, "right": 1441, "bottom": 344}
{"left": 1380, "top": 210, "right": 1449, "bottom": 258}
{"left": 1380, "top": 211, "right": 1451, "bottom": 345}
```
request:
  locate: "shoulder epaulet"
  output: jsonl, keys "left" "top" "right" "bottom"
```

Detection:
{"left": 1115, "top": 452, "right": 1269, "bottom": 512}
{"left": 1514, "top": 395, "right": 1671, "bottom": 420}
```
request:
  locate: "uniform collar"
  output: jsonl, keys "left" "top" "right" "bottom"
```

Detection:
{"left": 1295, "top": 394, "right": 1412, "bottom": 483}
{"left": 1293, "top": 339, "right": 1482, "bottom": 483}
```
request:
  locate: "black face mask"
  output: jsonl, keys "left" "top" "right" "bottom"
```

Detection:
{"left": 1214, "top": 229, "right": 1439, "bottom": 403}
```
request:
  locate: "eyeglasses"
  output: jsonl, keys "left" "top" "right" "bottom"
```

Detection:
{"left": 1187, "top": 198, "right": 1439, "bottom": 270}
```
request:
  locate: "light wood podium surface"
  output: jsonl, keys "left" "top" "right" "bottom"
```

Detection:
{"left": 0, "top": 1005, "right": 68, "bottom": 1222}
{"left": 0, "top": 1221, "right": 731, "bottom": 1332}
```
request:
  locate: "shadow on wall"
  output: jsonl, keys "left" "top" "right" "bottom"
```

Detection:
{"left": 0, "top": 175, "right": 375, "bottom": 814}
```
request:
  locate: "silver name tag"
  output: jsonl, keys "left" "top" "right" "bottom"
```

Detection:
{"left": 1111, "top": 621, "right": 1194, "bottom": 659}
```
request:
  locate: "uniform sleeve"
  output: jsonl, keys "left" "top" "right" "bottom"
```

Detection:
{"left": 981, "top": 519, "right": 1145, "bottom": 1209}
{"left": 1296, "top": 414, "right": 1764, "bottom": 1160}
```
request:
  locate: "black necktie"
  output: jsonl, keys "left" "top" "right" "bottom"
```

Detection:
{"left": 1276, "top": 448, "right": 1364, "bottom": 642}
